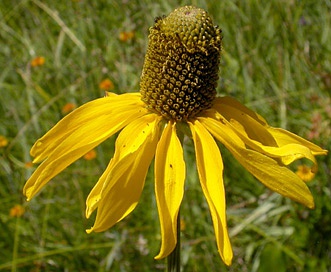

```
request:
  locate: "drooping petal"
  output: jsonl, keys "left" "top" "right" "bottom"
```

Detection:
{"left": 199, "top": 115, "right": 315, "bottom": 209}
{"left": 213, "top": 98, "right": 276, "bottom": 146}
{"left": 85, "top": 158, "right": 114, "bottom": 219}
{"left": 267, "top": 127, "right": 328, "bottom": 156}
{"left": 212, "top": 99, "right": 327, "bottom": 171}
{"left": 221, "top": 116, "right": 318, "bottom": 167}
{"left": 86, "top": 113, "right": 161, "bottom": 232}
{"left": 24, "top": 93, "right": 147, "bottom": 200}
{"left": 213, "top": 96, "right": 268, "bottom": 126}
{"left": 189, "top": 120, "right": 233, "bottom": 266}
{"left": 25, "top": 144, "right": 104, "bottom": 201}
{"left": 154, "top": 121, "right": 186, "bottom": 259}
{"left": 31, "top": 93, "right": 145, "bottom": 162}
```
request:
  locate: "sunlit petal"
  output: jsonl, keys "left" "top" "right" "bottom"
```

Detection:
{"left": 214, "top": 97, "right": 327, "bottom": 157}
{"left": 212, "top": 100, "right": 325, "bottom": 171}
{"left": 85, "top": 158, "right": 114, "bottom": 218}
{"left": 223, "top": 117, "right": 317, "bottom": 167}
{"left": 86, "top": 112, "right": 162, "bottom": 219}
{"left": 189, "top": 120, "right": 233, "bottom": 266}
{"left": 213, "top": 96, "right": 268, "bottom": 126}
{"left": 199, "top": 116, "right": 315, "bottom": 209}
{"left": 24, "top": 94, "right": 147, "bottom": 200}
{"left": 213, "top": 98, "right": 276, "bottom": 146}
{"left": 154, "top": 121, "right": 185, "bottom": 259}
{"left": 86, "top": 114, "right": 161, "bottom": 232}
{"left": 32, "top": 93, "right": 145, "bottom": 162}
{"left": 24, "top": 143, "right": 101, "bottom": 200}
{"left": 267, "top": 127, "right": 328, "bottom": 156}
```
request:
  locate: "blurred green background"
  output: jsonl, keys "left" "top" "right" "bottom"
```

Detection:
{"left": 1, "top": 0, "right": 330, "bottom": 271}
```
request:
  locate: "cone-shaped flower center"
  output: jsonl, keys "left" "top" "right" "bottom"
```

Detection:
{"left": 140, "top": 6, "right": 222, "bottom": 121}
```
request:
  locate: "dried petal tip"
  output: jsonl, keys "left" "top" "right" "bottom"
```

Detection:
{"left": 140, "top": 6, "right": 222, "bottom": 121}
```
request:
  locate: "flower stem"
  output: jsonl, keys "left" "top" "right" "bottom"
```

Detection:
{"left": 167, "top": 211, "right": 181, "bottom": 272}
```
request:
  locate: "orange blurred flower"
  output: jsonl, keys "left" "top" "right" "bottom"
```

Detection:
{"left": 99, "top": 79, "right": 114, "bottom": 91}
{"left": 62, "top": 103, "right": 77, "bottom": 115}
{"left": 24, "top": 161, "right": 34, "bottom": 169}
{"left": 31, "top": 56, "right": 45, "bottom": 67}
{"left": 0, "top": 135, "right": 8, "bottom": 147}
{"left": 84, "top": 149, "right": 97, "bottom": 160}
{"left": 10, "top": 205, "right": 25, "bottom": 217}
{"left": 119, "top": 31, "right": 135, "bottom": 42}
{"left": 180, "top": 218, "right": 186, "bottom": 231}
{"left": 296, "top": 165, "right": 316, "bottom": 182}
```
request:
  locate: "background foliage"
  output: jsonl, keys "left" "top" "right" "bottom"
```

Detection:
{"left": 0, "top": 0, "right": 330, "bottom": 271}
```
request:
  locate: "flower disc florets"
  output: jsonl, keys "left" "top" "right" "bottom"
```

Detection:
{"left": 140, "top": 6, "right": 222, "bottom": 121}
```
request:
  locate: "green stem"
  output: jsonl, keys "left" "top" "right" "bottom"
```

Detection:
{"left": 166, "top": 211, "right": 181, "bottom": 272}
{"left": 12, "top": 216, "right": 20, "bottom": 272}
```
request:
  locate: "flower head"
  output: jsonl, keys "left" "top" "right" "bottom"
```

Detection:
{"left": 140, "top": 6, "right": 221, "bottom": 121}
{"left": 23, "top": 6, "right": 327, "bottom": 266}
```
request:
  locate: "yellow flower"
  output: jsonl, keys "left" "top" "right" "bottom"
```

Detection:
{"left": 23, "top": 6, "right": 327, "bottom": 266}
{"left": 0, "top": 135, "right": 8, "bottom": 147}
{"left": 99, "top": 79, "right": 114, "bottom": 91}
{"left": 30, "top": 56, "right": 45, "bottom": 67}
{"left": 296, "top": 165, "right": 316, "bottom": 182}
{"left": 10, "top": 205, "right": 25, "bottom": 217}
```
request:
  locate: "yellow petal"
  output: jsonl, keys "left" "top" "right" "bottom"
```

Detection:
{"left": 154, "top": 121, "right": 185, "bottom": 259}
{"left": 24, "top": 94, "right": 147, "bottom": 200}
{"left": 212, "top": 100, "right": 326, "bottom": 171}
{"left": 86, "top": 114, "right": 161, "bottom": 232}
{"left": 213, "top": 99, "right": 276, "bottom": 146}
{"left": 213, "top": 96, "right": 268, "bottom": 126}
{"left": 85, "top": 158, "right": 114, "bottom": 218}
{"left": 223, "top": 117, "right": 318, "bottom": 167}
{"left": 24, "top": 143, "right": 101, "bottom": 201}
{"left": 199, "top": 116, "right": 315, "bottom": 209}
{"left": 267, "top": 127, "right": 328, "bottom": 156}
{"left": 189, "top": 120, "right": 233, "bottom": 266}
{"left": 214, "top": 97, "right": 327, "bottom": 158}
{"left": 31, "top": 93, "right": 145, "bottom": 162}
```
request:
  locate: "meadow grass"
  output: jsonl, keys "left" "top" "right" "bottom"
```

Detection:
{"left": 0, "top": 0, "right": 330, "bottom": 271}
